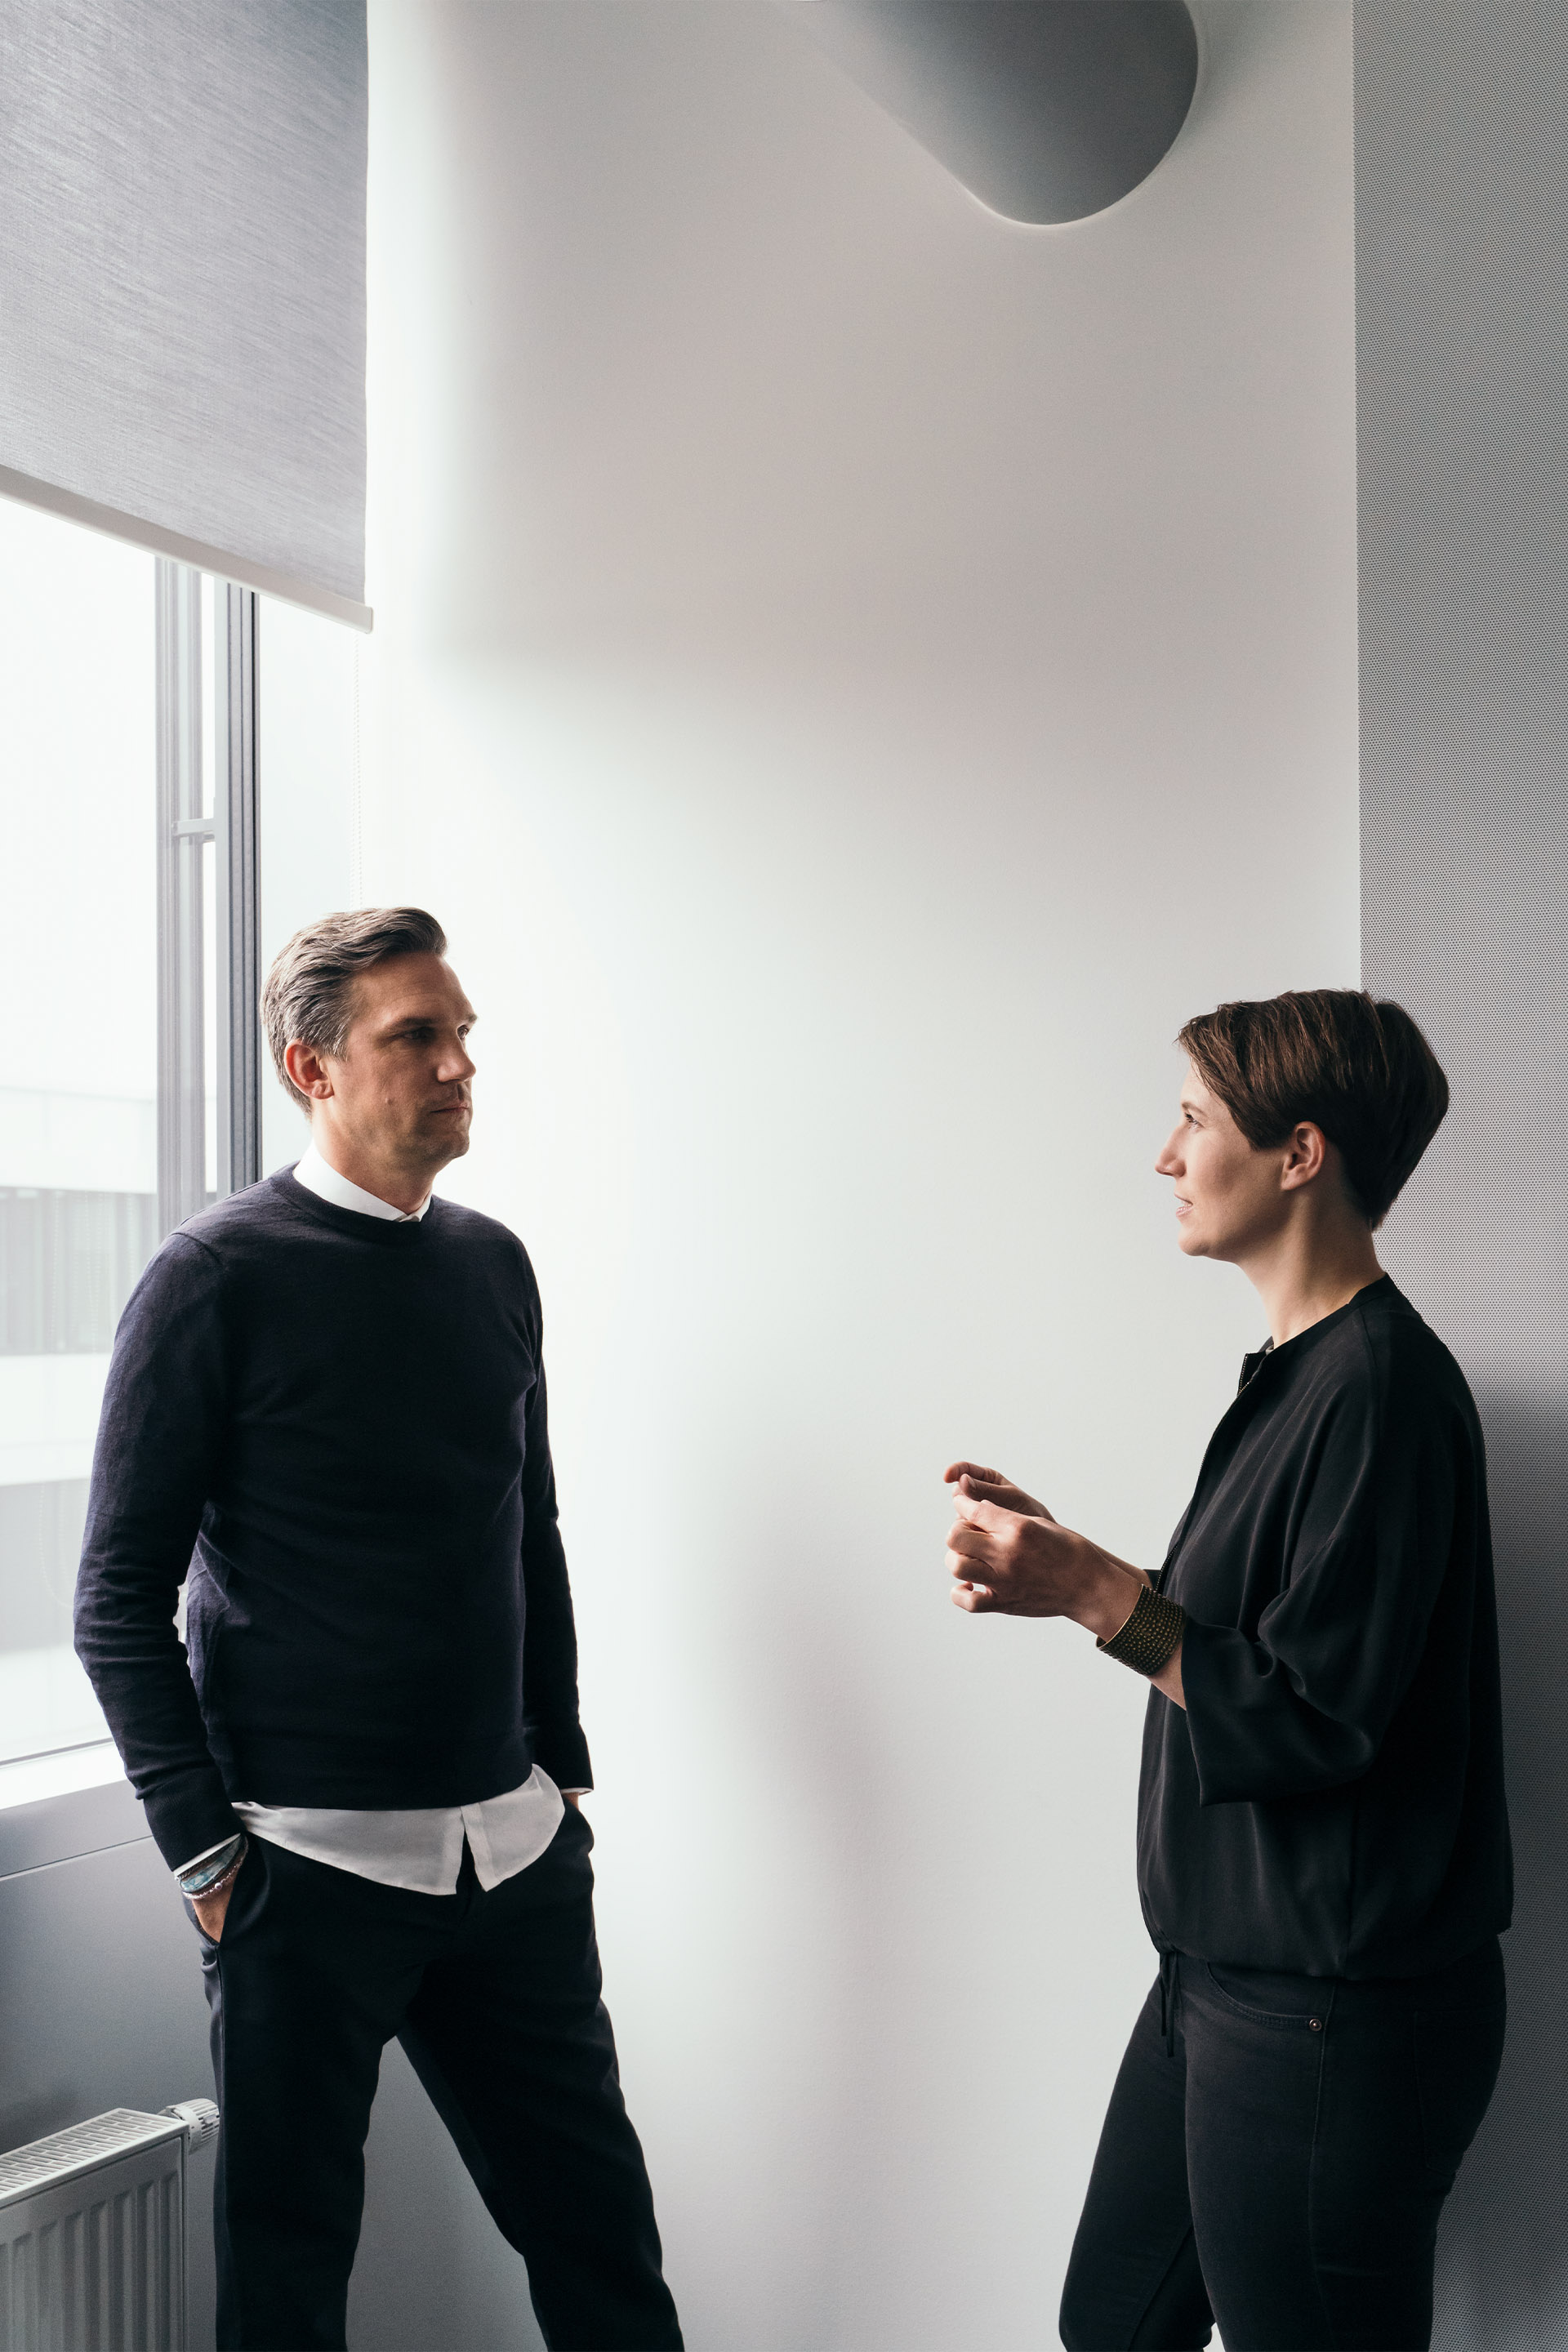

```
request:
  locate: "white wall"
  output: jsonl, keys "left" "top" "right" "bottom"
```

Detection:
{"left": 357, "top": 5, "right": 1359, "bottom": 2344}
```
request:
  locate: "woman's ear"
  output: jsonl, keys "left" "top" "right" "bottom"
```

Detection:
{"left": 1280, "top": 1121, "right": 1330, "bottom": 1192}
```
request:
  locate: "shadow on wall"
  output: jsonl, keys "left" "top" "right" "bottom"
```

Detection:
{"left": 350, "top": 2040, "right": 545, "bottom": 2352}
{"left": 1434, "top": 1383, "right": 1568, "bottom": 2352}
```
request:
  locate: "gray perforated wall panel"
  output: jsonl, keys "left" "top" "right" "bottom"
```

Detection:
{"left": 1356, "top": 5, "right": 1568, "bottom": 2343}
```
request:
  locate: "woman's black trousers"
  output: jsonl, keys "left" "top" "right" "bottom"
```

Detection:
{"left": 1059, "top": 1937, "right": 1505, "bottom": 2351}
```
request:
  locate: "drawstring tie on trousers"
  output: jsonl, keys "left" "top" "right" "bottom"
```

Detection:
{"left": 1159, "top": 1949, "right": 1182, "bottom": 2058}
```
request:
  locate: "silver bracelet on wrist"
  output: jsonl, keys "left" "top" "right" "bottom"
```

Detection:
{"left": 178, "top": 1833, "right": 247, "bottom": 1900}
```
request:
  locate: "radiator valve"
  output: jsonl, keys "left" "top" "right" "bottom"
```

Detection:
{"left": 162, "top": 2098, "right": 220, "bottom": 2152}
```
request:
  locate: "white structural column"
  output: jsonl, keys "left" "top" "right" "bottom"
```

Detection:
{"left": 1356, "top": 6, "right": 1568, "bottom": 2343}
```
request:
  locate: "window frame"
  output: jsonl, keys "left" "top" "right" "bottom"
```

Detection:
{"left": 154, "top": 561, "right": 261, "bottom": 1234}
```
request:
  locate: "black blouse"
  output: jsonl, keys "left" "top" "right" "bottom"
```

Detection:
{"left": 1138, "top": 1276, "right": 1511, "bottom": 1979}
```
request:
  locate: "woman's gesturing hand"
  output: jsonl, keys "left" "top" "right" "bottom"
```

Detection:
{"left": 944, "top": 1469, "right": 1144, "bottom": 1639}
{"left": 942, "top": 1462, "right": 1053, "bottom": 1521}
{"left": 946, "top": 1482, "right": 1085, "bottom": 1616}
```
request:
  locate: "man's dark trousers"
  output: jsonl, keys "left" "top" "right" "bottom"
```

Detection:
{"left": 198, "top": 1806, "right": 683, "bottom": 2351}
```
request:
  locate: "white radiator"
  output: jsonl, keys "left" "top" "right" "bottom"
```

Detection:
{"left": 0, "top": 2100, "right": 218, "bottom": 2352}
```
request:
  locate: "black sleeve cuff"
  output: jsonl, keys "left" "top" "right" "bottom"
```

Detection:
{"left": 138, "top": 1763, "right": 244, "bottom": 1874}
{"left": 529, "top": 1720, "right": 593, "bottom": 1794}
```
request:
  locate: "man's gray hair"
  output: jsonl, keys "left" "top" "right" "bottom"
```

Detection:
{"left": 262, "top": 907, "right": 448, "bottom": 1111}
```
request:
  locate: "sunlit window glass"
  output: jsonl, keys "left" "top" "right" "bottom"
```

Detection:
{"left": 0, "top": 510, "right": 359, "bottom": 1772}
{"left": 0, "top": 499, "right": 156, "bottom": 1763}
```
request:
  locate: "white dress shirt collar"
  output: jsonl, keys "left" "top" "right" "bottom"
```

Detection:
{"left": 293, "top": 1141, "right": 431, "bottom": 1223}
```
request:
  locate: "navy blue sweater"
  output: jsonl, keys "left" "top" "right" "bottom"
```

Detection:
{"left": 74, "top": 1170, "right": 591, "bottom": 1870}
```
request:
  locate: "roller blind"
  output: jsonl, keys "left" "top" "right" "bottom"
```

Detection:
{"left": 0, "top": 0, "right": 368, "bottom": 627}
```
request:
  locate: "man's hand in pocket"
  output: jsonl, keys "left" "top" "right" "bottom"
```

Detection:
{"left": 191, "top": 1877, "right": 236, "bottom": 1941}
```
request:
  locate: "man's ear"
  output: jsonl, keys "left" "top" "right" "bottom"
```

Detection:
{"left": 284, "top": 1039, "right": 334, "bottom": 1101}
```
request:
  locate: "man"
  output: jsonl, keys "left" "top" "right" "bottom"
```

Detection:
{"left": 75, "top": 907, "right": 682, "bottom": 2352}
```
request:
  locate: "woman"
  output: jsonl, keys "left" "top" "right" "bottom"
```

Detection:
{"left": 945, "top": 990, "right": 1510, "bottom": 2352}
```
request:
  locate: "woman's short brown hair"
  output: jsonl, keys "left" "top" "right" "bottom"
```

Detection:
{"left": 1177, "top": 990, "right": 1448, "bottom": 1230}
{"left": 262, "top": 906, "right": 448, "bottom": 1111}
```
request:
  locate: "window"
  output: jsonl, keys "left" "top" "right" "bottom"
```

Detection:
{"left": 1, "top": 501, "right": 157, "bottom": 1765}
{"left": 0, "top": 496, "right": 359, "bottom": 1777}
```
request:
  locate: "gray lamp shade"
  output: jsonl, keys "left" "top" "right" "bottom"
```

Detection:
{"left": 781, "top": 0, "right": 1200, "bottom": 225}
{"left": 0, "top": 0, "right": 368, "bottom": 626}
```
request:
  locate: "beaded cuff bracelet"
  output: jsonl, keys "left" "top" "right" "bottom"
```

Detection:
{"left": 1097, "top": 1584, "right": 1186, "bottom": 1677}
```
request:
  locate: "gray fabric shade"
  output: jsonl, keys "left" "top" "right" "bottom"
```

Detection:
{"left": 0, "top": 0, "right": 368, "bottom": 626}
